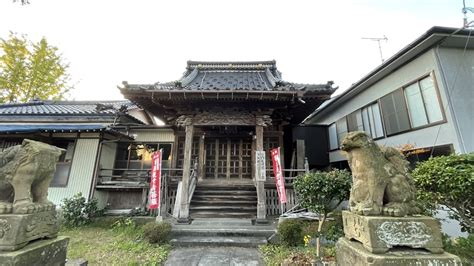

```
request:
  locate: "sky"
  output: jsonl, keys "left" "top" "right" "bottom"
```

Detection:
{"left": 0, "top": 0, "right": 469, "bottom": 101}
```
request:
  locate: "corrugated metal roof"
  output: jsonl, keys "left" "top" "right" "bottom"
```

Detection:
{"left": 0, "top": 124, "right": 108, "bottom": 133}
{"left": 0, "top": 100, "right": 136, "bottom": 115}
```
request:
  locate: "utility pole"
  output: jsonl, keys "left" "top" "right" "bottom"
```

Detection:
{"left": 362, "top": 36, "right": 388, "bottom": 64}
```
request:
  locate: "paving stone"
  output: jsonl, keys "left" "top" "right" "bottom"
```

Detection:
{"left": 164, "top": 247, "right": 264, "bottom": 266}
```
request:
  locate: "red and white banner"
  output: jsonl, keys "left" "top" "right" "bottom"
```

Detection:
{"left": 270, "top": 147, "right": 287, "bottom": 204}
{"left": 148, "top": 149, "right": 162, "bottom": 209}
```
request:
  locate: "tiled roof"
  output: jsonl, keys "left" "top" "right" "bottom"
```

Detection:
{"left": 0, "top": 100, "right": 136, "bottom": 115}
{"left": 122, "top": 60, "right": 334, "bottom": 93}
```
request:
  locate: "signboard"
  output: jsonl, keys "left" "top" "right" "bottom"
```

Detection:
{"left": 270, "top": 147, "right": 287, "bottom": 204}
{"left": 255, "top": 151, "right": 266, "bottom": 182}
{"left": 148, "top": 149, "right": 162, "bottom": 209}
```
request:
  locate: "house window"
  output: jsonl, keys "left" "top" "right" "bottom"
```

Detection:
{"left": 380, "top": 89, "right": 411, "bottom": 135}
{"left": 50, "top": 140, "right": 75, "bottom": 187}
{"left": 328, "top": 123, "right": 338, "bottom": 150}
{"left": 336, "top": 118, "right": 348, "bottom": 147}
{"left": 404, "top": 76, "right": 443, "bottom": 128}
{"left": 361, "top": 103, "right": 384, "bottom": 138}
{"left": 114, "top": 142, "right": 173, "bottom": 172}
{"left": 347, "top": 110, "right": 364, "bottom": 132}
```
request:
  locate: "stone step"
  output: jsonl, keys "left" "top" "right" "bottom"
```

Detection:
{"left": 192, "top": 195, "right": 257, "bottom": 200}
{"left": 192, "top": 200, "right": 257, "bottom": 205}
{"left": 190, "top": 205, "right": 257, "bottom": 211}
{"left": 190, "top": 211, "right": 256, "bottom": 219}
{"left": 170, "top": 236, "right": 267, "bottom": 248}
{"left": 171, "top": 227, "right": 275, "bottom": 238}
{"left": 193, "top": 190, "right": 257, "bottom": 195}
{"left": 195, "top": 184, "right": 255, "bottom": 190}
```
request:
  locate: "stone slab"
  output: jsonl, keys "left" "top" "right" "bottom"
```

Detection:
{"left": 164, "top": 246, "right": 263, "bottom": 266}
{"left": 336, "top": 237, "right": 461, "bottom": 266}
{"left": 342, "top": 211, "right": 443, "bottom": 254}
{"left": 0, "top": 236, "right": 69, "bottom": 266}
{"left": 0, "top": 210, "right": 59, "bottom": 251}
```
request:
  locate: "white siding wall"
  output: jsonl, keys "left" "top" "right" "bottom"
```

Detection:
{"left": 131, "top": 129, "right": 174, "bottom": 142}
{"left": 436, "top": 48, "right": 474, "bottom": 153}
{"left": 310, "top": 49, "right": 461, "bottom": 162}
{"left": 48, "top": 138, "right": 100, "bottom": 205}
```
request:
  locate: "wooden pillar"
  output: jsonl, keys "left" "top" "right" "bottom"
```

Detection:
{"left": 296, "top": 139, "right": 305, "bottom": 170}
{"left": 178, "top": 118, "right": 193, "bottom": 222}
{"left": 255, "top": 118, "right": 266, "bottom": 223}
{"left": 198, "top": 134, "right": 205, "bottom": 181}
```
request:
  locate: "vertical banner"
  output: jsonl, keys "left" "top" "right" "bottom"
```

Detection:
{"left": 271, "top": 147, "right": 287, "bottom": 204}
{"left": 148, "top": 149, "right": 162, "bottom": 209}
{"left": 255, "top": 151, "right": 266, "bottom": 182}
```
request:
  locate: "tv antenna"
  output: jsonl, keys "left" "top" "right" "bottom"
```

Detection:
{"left": 462, "top": 0, "right": 474, "bottom": 27}
{"left": 362, "top": 36, "right": 388, "bottom": 64}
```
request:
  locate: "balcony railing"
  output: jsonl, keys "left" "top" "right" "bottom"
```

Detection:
{"left": 96, "top": 167, "right": 183, "bottom": 189}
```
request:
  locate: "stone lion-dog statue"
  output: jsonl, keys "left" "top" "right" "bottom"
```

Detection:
{"left": 0, "top": 139, "right": 63, "bottom": 214}
{"left": 341, "top": 131, "right": 420, "bottom": 217}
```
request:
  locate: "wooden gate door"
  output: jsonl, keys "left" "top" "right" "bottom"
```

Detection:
{"left": 204, "top": 137, "right": 252, "bottom": 179}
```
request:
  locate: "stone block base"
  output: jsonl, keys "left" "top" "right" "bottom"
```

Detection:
{"left": 336, "top": 237, "right": 460, "bottom": 266}
{"left": 342, "top": 211, "right": 443, "bottom": 254}
{"left": 0, "top": 236, "right": 69, "bottom": 266}
{"left": 0, "top": 210, "right": 59, "bottom": 251}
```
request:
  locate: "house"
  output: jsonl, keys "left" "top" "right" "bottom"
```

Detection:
{"left": 0, "top": 100, "right": 164, "bottom": 207}
{"left": 119, "top": 60, "right": 335, "bottom": 222}
{"left": 305, "top": 26, "right": 473, "bottom": 168}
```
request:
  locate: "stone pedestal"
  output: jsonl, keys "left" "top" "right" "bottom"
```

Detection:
{"left": 341, "top": 211, "right": 443, "bottom": 254}
{"left": 336, "top": 237, "right": 461, "bottom": 266}
{"left": 0, "top": 210, "right": 59, "bottom": 251}
{"left": 337, "top": 211, "right": 461, "bottom": 266}
{"left": 0, "top": 236, "right": 69, "bottom": 266}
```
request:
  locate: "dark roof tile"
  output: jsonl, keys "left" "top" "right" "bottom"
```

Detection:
{"left": 0, "top": 100, "right": 137, "bottom": 116}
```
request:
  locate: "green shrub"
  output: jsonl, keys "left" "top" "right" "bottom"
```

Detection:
{"left": 293, "top": 169, "right": 351, "bottom": 256}
{"left": 412, "top": 153, "right": 474, "bottom": 233}
{"left": 142, "top": 221, "right": 172, "bottom": 244}
{"left": 61, "top": 193, "right": 103, "bottom": 228}
{"left": 324, "top": 213, "right": 344, "bottom": 242}
{"left": 443, "top": 234, "right": 474, "bottom": 265}
{"left": 278, "top": 219, "right": 304, "bottom": 247}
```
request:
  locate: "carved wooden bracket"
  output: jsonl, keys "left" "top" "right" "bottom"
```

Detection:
{"left": 256, "top": 115, "right": 272, "bottom": 127}
{"left": 175, "top": 112, "right": 273, "bottom": 127}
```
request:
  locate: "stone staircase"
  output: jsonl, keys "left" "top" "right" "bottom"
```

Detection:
{"left": 189, "top": 184, "right": 257, "bottom": 219}
{"left": 170, "top": 218, "right": 276, "bottom": 248}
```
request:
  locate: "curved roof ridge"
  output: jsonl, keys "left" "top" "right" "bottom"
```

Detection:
{"left": 187, "top": 60, "right": 276, "bottom": 70}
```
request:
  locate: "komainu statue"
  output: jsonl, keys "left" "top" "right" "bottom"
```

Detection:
{"left": 0, "top": 139, "right": 63, "bottom": 214}
{"left": 341, "top": 131, "right": 419, "bottom": 216}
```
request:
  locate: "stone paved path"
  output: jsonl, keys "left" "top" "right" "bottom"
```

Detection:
{"left": 164, "top": 247, "right": 264, "bottom": 266}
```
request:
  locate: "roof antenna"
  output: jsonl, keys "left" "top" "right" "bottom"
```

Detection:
{"left": 462, "top": 0, "right": 474, "bottom": 27}
{"left": 362, "top": 36, "right": 388, "bottom": 64}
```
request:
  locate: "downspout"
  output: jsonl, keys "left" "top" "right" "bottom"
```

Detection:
{"left": 433, "top": 46, "right": 467, "bottom": 153}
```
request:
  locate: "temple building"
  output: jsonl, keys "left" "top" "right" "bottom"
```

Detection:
{"left": 119, "top": 60, "right": 335, "bottom": 222}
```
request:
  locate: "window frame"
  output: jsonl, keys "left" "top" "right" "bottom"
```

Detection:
{"left": 402, "top": 73, "right": 446, "bottom": 130}
{"left": 50, "top": 139, "right": 76, "bottom": 188}
{"left": 328, "top": 123, "right": 339, "bottom": 151}
{"left": 360, "top": 101, "right": 385, "bottom": 140}
{"left": 347, "top": 109, "right": 364, "bottom": 133}
{"left": 334, "top": 117, "right": 348, "bottom": 151}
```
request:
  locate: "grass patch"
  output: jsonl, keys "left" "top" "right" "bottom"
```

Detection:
{"left": 260, "top": 244, "right": 337, "bottom": 265}
{"left": 60, "top": 219, "right": 171, "bottom": 265}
